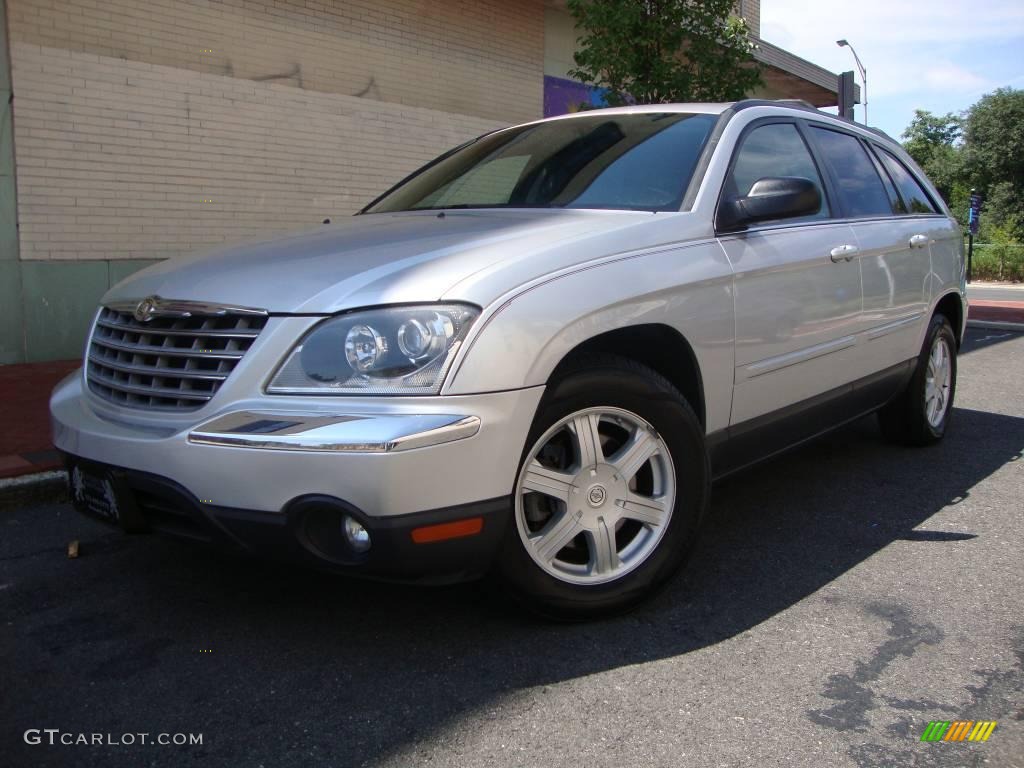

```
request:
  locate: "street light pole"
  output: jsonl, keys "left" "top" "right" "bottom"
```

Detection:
{"left": 836, "top": 39, "right": 867, "bottom": 125}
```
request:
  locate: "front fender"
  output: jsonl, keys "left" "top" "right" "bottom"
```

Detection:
{"left": 443, "top": 240, "right": 736, "bottom": 433}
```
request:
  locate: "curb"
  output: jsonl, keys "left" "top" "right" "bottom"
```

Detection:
{"left": 966, "top": 319, "right": 1024, "bottom": 332}
{"left": 0, "top": 470, "right": 68, "bottom": 510}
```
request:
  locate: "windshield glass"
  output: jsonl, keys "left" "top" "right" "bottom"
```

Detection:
{"left": 365, "top": 112, "right": 717, "bottom": 214}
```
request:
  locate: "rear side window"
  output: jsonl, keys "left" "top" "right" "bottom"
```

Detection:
{"left": 876, "top": 149, "right": 938, "bottom": 214}
{"left": 725, "top": 122, "right": 829, "bottom": 220}
{"left": 809, "top": 127, "right": 894, "bottom": 218}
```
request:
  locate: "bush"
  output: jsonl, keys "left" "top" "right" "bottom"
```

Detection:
{"left": 970, "top": 242, "right": 1024, "bottom": 281}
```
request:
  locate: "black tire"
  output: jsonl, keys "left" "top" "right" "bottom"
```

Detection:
{"left": 878, "top": 313, "right": 957, "bottom": 445}
{"left": 496, "top": 355, "right": 709, "bottom": 620}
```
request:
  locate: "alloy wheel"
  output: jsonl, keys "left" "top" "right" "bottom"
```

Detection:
{"left": 514, "top": 407, "right": 676, "bottom": 585}
{"left": 925, "top": 336, "right": 952, "bottom": 428}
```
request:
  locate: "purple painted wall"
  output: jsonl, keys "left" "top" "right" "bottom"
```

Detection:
{"left": 543, "top": 75, "right": 607, "bottom": 117}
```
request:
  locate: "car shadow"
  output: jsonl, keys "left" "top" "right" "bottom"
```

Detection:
{"left": 6, "top": 404, "right": 1022, "bottom": 767}
{"left": 960, "top": 326, "right": 1022, "bottom": 354}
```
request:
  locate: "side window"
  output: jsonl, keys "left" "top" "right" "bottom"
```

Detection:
{"left": 724, "top": 123, "right": 827, "bottom": 219}
{"left": 724, "top": 121, "right": 827, "bottom": 221}
{"left": 809, "top": 127, "right": 894, "bottom": 218}
{"left": 867, "top": 150, "right": 903, "bottom": 213}
{"left": 876, "top": 149, "right": 938, "bottom": 214}
{"left": 725, "top": 122, "right": 829, "bottom": 220}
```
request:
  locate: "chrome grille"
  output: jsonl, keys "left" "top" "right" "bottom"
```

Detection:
{"left": 87, "top": 305, "right": 268, "bottom": 411}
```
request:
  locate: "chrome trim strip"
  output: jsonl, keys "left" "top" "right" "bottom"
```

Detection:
{"left": 188, "top": 412, "right": 481, "bottom": 453}
{"left": 742, "top": 334, "right": 857, "bottom": 379}
{"left": 88, "top": 353, "right": 229, "bottom": 381}
{"left": 91, "top": 336, "right": 244, "bottom": 360}
{"left": 88, "top": 370, "right": 214, "bottom": 401}
{"left": 105, "top": 297, "right": 269, "bottom": 318}
{"left": 865, "top": 312, "right": 924, "bottom": 341}
{"left": 95, "top": 318, "right": 262, "bottom": 339}
{"left": 386, "top": 416, "right": 481, "bottom": 452}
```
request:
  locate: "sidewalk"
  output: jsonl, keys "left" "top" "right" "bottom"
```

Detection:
{"left": 0, "top": 296, "right": 1022, "bottom": 484}
{"left": 967, "top": 299, "right": 1024, "bottom": 326}
{"left": 0, "top": 360, "right": 78, "bottom": 479}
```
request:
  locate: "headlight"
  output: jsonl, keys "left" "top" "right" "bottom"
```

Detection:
{"left": 267, "top": 304, "right": 478, "bottom": 395}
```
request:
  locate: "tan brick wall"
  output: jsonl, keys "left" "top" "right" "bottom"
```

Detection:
{"left": 8, "top": 0, "right": 544, "bottom": 124}
{"left": 744, "top": 0, "right": 761, "bottom": 39}
{"left": 11, "top": 43, "right": 503, "bottom": 261}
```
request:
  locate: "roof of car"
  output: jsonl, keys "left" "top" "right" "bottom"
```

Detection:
{"left": 540, "top": 102, "right": 734, "bottom": 120}
{"left": 536, "top": 99, "right": 900, "bottom": 146}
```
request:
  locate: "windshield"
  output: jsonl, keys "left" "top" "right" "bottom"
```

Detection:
{"left": 364, "top": 112, "right": 718, "bottom": 214}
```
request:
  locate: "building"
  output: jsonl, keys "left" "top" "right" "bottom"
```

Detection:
{"left": 0, "top": 0, "right": 853, "bottom": 363}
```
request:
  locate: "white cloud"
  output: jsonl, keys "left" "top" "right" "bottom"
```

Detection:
{"left": 759, "top": 0, "right": 1022, "bottom": 135}
{"left": 759, "top": 0, "right": 1022, "bottom": 86}
{"left": 761, "top": 0, "right": 1024, "bottom": 50}
{"left": 922, "top": 63, "right": 992, "bottom": 93}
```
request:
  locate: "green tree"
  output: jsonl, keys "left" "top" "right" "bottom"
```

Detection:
{"left": 962, "top": 88, "right": 1024, "bottom": 239}
{"left": 566, "top": 0, "right": 761, "bottom": 107}
{"left": 901, "top": 110, "right": 962, "bottom": 202}
{"left": 902, "top": 109, "right": 961, "bottom": 151}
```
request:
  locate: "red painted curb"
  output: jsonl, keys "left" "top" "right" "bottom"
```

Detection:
{"left": 969, "top": 300, "right": 1024, "bottom": 325}
{"left": 0, "top": 360, "right": 78, "bottom": 480}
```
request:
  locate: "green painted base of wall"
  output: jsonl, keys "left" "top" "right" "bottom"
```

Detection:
{"left": 0, "top": 260, "right": 23, "bottom": 363}
{"left": 2, "top": 259, "right": 162, "bottom": 364}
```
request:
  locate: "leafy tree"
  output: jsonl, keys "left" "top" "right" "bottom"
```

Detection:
{"left": 900, "top": 90, "right": 1024, "bottom": 242}
{"left": 902, "top": 109, "right": 962, "bottom": 151}
{"left": 962, "top": 88, "right": 1024, "bottom": 239}
{"left": 566, "top": 0, "right": 761, "bottom": 107}
{"left": 900, "top": 110, "right": 962, "bottom": 203}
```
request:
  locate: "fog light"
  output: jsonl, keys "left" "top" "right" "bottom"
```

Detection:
{"left": 342, "top": 515, "right": 371, "bottom": 553}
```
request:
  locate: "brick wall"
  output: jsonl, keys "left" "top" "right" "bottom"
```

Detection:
{"left": 3, "top": 1, "right": 543, "bottom": 360}
{"left": 7, "top": 0, "right": 544, "bottom": 265}
{"left": 2, "top": 0, "right": 544, "bottom": 360}
{"left": 740, "top": 0, "right": 760, "bottom": 39}
{"left": 8, "top": 0, "right": 544, "bottom": 124}
{"left": 10, "top": 43, "right": 504, "bottom": 262}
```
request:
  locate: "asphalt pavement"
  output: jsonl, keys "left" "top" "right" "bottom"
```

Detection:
{"left": 2, "top": 328, "right": 1022, "bottom": 768}
{"left": 968, "top": 282, "right": 1024, "bottom": 303}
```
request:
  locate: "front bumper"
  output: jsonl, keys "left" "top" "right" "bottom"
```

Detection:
{"left": 51, "top": 371, "right": 543, "bottom": 517}
{"left": 63, "top": 453, "right": 510, "bottom": 584}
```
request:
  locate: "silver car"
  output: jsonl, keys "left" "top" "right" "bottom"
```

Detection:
{"left": 51, "top": 100, "right": 966, "bottom": 618}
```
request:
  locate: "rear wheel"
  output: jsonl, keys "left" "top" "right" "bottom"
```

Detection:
{"left": 878, "top": 314, "right": 957, "bottom": 445}
{"left": 497, "top": 356, "right": 708, "bottom": 619}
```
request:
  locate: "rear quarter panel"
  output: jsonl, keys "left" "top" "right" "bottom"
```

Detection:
{"left": 926, "top": 216, "right": 968, "bottom": 341}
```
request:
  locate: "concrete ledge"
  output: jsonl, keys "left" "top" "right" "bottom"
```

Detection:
{"left": 966, "top": 319, "right": 1024, "bottom": 332}
{"left": 0, "top": 470, "right": 68, "bottom": 510}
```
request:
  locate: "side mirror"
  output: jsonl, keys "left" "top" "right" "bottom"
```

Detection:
{"left": 717, "top": 177, "right": 821, "bottom": 231}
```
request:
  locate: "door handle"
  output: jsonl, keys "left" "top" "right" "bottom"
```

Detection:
{"left": 830, "top": 244, "right": 859, "bottom": 262}
{"left": 909, "top": 234, "right": 930, "bottom": 249}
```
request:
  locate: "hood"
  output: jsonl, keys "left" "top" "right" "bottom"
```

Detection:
{"left": 105, "top": 209, "right": 705, "bottom": 313}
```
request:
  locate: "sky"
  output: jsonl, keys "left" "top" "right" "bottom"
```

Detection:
{"left": 760, "top": 0, "right": 1024, "bottom": 140}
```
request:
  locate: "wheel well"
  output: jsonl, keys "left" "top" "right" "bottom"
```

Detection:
{"left": 549, "top": 324, "right": 706, "bottom": 429}
{"left": 934, "top": 292, "right": 964, "bottom": 347}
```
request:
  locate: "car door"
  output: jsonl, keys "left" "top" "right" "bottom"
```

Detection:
{"left": 869, "top": 145, "right": 957, "bottom": 360}
{"left": 806, "top": 126, "right": 931, "bottom": 374}
{"left": 717, "top": 119, "right": 864, "bottom": 426}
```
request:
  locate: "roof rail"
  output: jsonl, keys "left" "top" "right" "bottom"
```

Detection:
{"left": 732, "top": 98, "right": 900, "bottom": 144}
{"left": 731, "top": 98, "right": 822, "bottom": 115}
{"left": 776, "top": 99, "right": 818, "bottom": 109}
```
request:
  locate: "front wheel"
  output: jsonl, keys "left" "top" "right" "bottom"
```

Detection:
{"left": 497, "top": 356, "right": 709, "bottom": 619}
{"left": 878, "top": 314, "right": 957, "bottom": 445}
